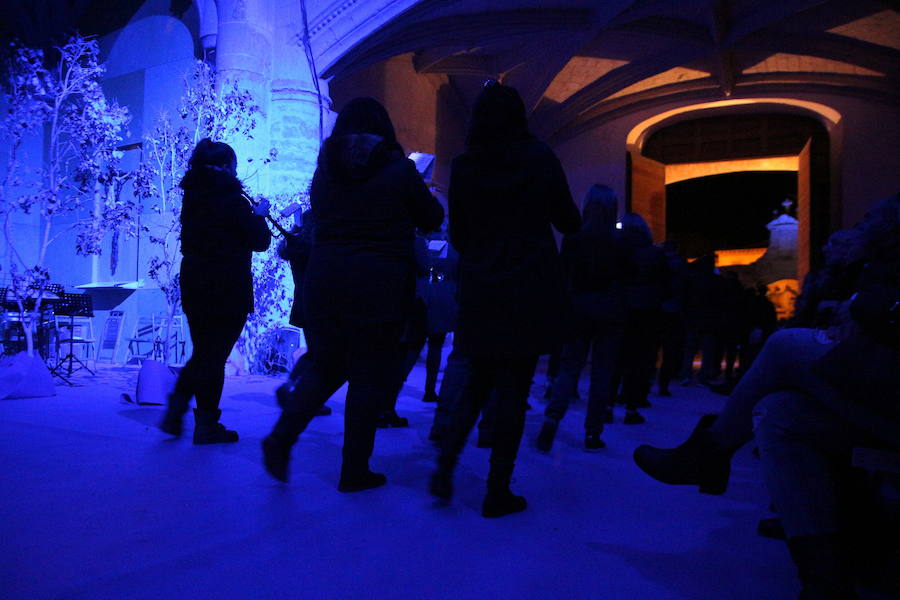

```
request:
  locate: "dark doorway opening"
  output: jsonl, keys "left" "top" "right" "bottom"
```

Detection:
{"left": 667, "top": 171, "right": 797, "bottom": 258}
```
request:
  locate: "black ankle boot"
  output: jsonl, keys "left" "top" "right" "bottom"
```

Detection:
{"left": 429, "top": 455, "right": 456, "bottom": 501}
{"left": 584, "top": 432, "right": 606, "bottom": 451}
{"left": 160, "top": 393, "right": 190, "bottom": 436}
{"left": 375, "top": 410, "right": 409, "bottom": 428}
{"left": 633, "top": 414, "right": 735, "bottom": 494}
{"left": 536, "top": 418, "right": 558, "bottom": 452}
{"left": 483, "top": 463, "right": 526, "bottom": 518}
{"left": 261, "top": 435, "right": 292, "bottom": 482}
{"left": 338, "top": 468, "right": 387, "bottom": 493}
{"left": 788, "top": 534, "right": 858, "bottom": 600}
{"left": 192, "top": 408, "right": 239, "bottom": 445}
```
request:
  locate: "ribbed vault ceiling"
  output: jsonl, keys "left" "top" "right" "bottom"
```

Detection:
{"left": 323, "top": 0, "right": 900, "bottom": 142}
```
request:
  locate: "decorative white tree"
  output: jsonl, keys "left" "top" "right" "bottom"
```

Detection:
{"left": 133, "top": 60, "right": 272, "bottom": 363}
{"left": 242, "top": 191, "right": 308, "bottom": 374}
{"left": 0, "top": 35, "right": 132, "bottom": 357}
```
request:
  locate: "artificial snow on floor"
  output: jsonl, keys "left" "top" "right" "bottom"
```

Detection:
{"left": 1, "top": 357, "right": 798, "bottom": 600}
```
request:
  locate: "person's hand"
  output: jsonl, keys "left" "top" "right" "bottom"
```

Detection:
{"left": 253, "top": 198, "right": 270, "bottom": 216}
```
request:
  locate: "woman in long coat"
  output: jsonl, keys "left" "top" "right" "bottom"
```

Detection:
{"left": 430, "top": 83, "right": 581, "bottom": 517}
{"left": 262, "top": 98, "right": 443, "bottom": 491}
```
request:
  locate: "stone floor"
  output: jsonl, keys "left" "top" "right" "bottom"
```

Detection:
{"left": 1, "top": 355, "right": 801, "bottom": 600}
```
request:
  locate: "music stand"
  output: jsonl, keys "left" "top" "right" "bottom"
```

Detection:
{"left": 51, "top": 293, "right": 95, "bottom": 379}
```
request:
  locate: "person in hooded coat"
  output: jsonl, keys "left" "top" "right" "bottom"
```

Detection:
{"left": 536, "top": 184, "right": 633, "bottom": 453}
{"left": 262, "top": 97, "right": 444, "bottom": 491}
{"left": 160, "top": 138, "right": 272, "bottom": 443}
{"left": 429, "top": 82, "right": 581, "bottom": 518}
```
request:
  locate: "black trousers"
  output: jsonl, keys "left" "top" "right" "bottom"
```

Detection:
{"left": 621, "top": 309, "right": 662, "bottom": 410}
{"left": 174, "top": 310, "right": 246, "bottom": 412}
{"left": 274, "top": 317, "right": 404, "bottom": 473}
{"left": 657, "top": 311, "right": 686, "bottom": 391}
{"left": 439, "top": 354, "right": 538, "bottom": 470}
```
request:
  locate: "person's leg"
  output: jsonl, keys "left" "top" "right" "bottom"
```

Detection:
{"left": 708, "top": 328, "right": 838, "bottom": 448}
{"left": 538, "top": 332, "right": 588, "bottom": 450}
{"left": 621, "top": 310, "right": 658, "bottom": 421}
{"left": 544, "top": 351, "right": 561, "bottom": 399}
{"left": 657, "top": 313, "right": 683, "bottom": 394}
{"left": 430, "top": 357, "right": 495, "bottom": 499}
{"left": 340, "top": 320, "right": 404, "bottom": 489}
{"left": 429, "top": 346, "right": 469, "bottom": 441}
{"left": 484, "top": 355, "right": 538, "bottom": 517}
{"left": 698, "top": 331, "right": 721, "bottom": 383}
{"left": 161, "top": 311, "right": 211, "bottom": 435}
{"left": 283, "top": 351, "right": 335, "bottom": 416}
{"left": 423, "top": 332, "right": 447, "bottom": 400}
{"left": 633, "top": 328, "right": 843, "bottom": 495}
{"left": 680, "top": 326, "right": 700, "bottom": 382}
{"left": 186, "top": 312, "right": 246, "bottom": 413}
{"left": 755, "top": 391, "right": 860, "bottom": 539}
{"left": 755, "top": 391, "right": 863, "bottom": 598}
{"left": 377, "top": 333, "right": 425, "bottom": 427}
{"left": 584, "top": 322, "right": 623, "bottom": 436}
{"left": 263, "top": 320, "right": 348, "bottom": 481}
{"left": 176, "top": 312, "right": 246, "bottom": 444}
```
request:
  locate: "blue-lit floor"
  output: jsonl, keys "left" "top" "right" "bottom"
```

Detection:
{"left": 1, "top": 357, "right": 798, "bottom": 599}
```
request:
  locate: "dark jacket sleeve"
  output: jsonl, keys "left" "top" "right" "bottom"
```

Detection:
{"left": 546, "top": 150, "right": 581, "bottom": 235}
{"left": 222, "top": 188, "right": 272, "bottom": 252}
{"left": 405, "top": 160, "right": 444, "bottom": 232}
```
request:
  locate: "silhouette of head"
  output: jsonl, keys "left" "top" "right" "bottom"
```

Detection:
{"left": 331, "top": 97, "right": 400, "bottom": 149}
{"left": 188, "top": 138, "right": 237, "bottom": 176}
{"left": 621, "top": 212, "right": 653, "bottom": 245}
{"left": 581, "top": 184, "right": 618, "bottom": 228}
{"left": 466, "top": 82, "right": 531, "bottom": 147}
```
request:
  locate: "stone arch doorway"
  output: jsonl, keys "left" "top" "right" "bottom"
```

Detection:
{"left": 626, "top": 107, "right": 832, "bottom": 281}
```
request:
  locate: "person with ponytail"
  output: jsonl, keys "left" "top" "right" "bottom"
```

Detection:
{"left": 160, "top": 138, "right": 272, "bottom": 443}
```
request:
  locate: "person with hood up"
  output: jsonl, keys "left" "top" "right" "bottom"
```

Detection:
{"left": 429, "top": 82, "right": 581, "bottom": 518}
{"left": 159, "top": 138, "right": 272, "bottom": 443}
{"left": 536, "top": 184, "right": 633, "bottom": 452}
{"left": 262, "top": 97, "right": 444, "bottom": 492}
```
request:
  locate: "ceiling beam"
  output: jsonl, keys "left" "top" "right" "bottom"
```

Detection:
{"left": 708, "top": 0, "right": 735, "bottom": 96}
{"left": 739, "top": 31, "right": 900, "bottom": 75}
{"left": 535, "top": 40, "right": 714, "bottom": 136}
{"left": 323, "top": 9, "right": 592, "bottom": 79}
{"left": 417, "top": 53, "right": 499, "bottom": 78}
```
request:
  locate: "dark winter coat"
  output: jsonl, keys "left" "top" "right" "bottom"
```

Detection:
{"left": 179, "top": 167, "right": 271, "bottom": 315}
{"left": 560, "top": 225, "right": 633, "bottom": 324}
{"left": 449, "top": 138, "right": 581, "bottom": 358}
{"left": 304, "top": 134, "right": 444, "bottom": 325}
{"left": 622, "top": 238, "right": 670, "bottom": 312}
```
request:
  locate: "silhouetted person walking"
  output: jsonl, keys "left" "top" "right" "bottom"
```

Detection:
{"left": 279, "top": 211, "right": 331, "bottom": 417}
{"left": 657, "top": 241, "right": 687, "bottom": 396}
{"left": 429, "top": 82, "right": 580, "bottom": 517}
{"left": 160, "top": 138, "right": 271, "bottom": 443}
{"left": 537, "top": 184, "right": 632, "bottom": 452}
{"left": 619, "top": 212, "right": 668, "bottom": 424}
{"left": 262, "top": 97, "right": 443, "bottom": 491}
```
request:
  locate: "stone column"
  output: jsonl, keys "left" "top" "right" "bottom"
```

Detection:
{"left": 213, "top": 0, "right": 274, "bottom": 193}
{"left": 266, "top": 0, "right": 335, "bottom": 197}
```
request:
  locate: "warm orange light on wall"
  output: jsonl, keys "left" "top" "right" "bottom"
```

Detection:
{"left": 665, "top": 156, "right": 799, "bottom": 184}
{"left": 715, "top": 248, "right": 768, "bottom": 266}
